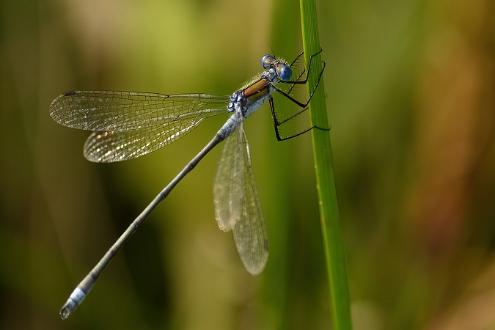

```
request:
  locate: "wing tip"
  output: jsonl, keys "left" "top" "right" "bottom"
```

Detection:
{"left": 83, "top": 150, "right": 117, "bottom": 163}
{"left": 83, "top": 132, "right": 117, "bottom": 163}
{"left": 240, "top": 238, "right": 269, "bottom": 275}
{"left": 244, "top": 252, "right": 269, "bottom": 275}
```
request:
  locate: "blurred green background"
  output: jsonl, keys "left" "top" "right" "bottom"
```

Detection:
{"left": 1, "top": 0, "right": 494, "bottom": 329}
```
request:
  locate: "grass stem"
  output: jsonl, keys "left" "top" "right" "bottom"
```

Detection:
{"left": 299, "top": 0, "right": 353, "bottom": 328}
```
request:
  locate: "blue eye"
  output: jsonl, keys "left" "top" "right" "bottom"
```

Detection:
{"left": 278, "top": 65, "right": 292, "bottom": 81}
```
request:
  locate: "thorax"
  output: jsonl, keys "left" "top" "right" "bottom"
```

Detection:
{"left": 228, "top": 76, "right": 274, "bottom": 118}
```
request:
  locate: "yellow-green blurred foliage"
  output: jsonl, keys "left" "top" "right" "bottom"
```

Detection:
{"left": 1, "top": 0, "right": 494, "bottom": 329}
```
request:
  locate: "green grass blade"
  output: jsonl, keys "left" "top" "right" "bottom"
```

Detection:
{"left": 299, "top": 0, "right": 353, "bottom": 329}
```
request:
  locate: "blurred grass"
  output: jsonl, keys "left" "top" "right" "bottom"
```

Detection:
{"left": 1, "top": 0, "right": 495, "bottom": 329}
{"left": 259, "top": 1, "right": 295, "bottom": 329}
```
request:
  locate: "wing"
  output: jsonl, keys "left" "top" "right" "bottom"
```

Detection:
{"left": 213, "top": 122, "right": 246, "bottom": 231}
{"left": 49, "top": 91, "right": 228, "bottom": 132}
{"left": 232, "top": 126, "right": 268, "bottom": 274}
{"left": 84, "top": 115, "right": 206, "bottom": 162}
{"left": 50, "top": 91, "right": 229, "bottom": 162}
{"left": 214, "top": 124, "right": 268, "bottom": 274}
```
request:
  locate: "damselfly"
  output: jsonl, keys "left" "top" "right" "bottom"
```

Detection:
{"left": 50, "top": 50, "right": 326, "bottom": 319}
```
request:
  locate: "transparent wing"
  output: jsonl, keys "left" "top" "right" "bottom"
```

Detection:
{"left": 232, "top": 125, "right": 268, "bottom": 274}
{"left": 213, "top": 123, "right": 268, "bottom": 274}
{"left": 83, "top": 114, "right": 211, "bottom": 162}
{"left": 213, "top": 123, "right": 246, "bottom": 231}
{"left": 49, "top": 91, "right": 228, "bottom": 132}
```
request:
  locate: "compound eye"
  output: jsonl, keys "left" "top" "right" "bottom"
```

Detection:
{"left": 261, "top": 54, "right": 275, "bottom": 69}
{"left": 277, "top": 65, "right": 292, "bottom": 81}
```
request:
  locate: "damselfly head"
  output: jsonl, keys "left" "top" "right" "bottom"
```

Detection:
{"left": 260, "top": 54, "right": 292, "bottom": 81}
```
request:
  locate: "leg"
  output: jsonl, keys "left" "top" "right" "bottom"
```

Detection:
{"left": 279, "top": 48, "right": 323, "bottom": 85}
{"left": 285, "top": 51, "right": 307, "bottom": 95}
{"left": 270, "top": 95, "right": 310, "bottom": 129}
{"left": 276, "top": 125, "right": 329, "bottom": 141}
{"left": 270, "top": 97, "right": 330, "bottom": 142}
{"left": 287, "top": 68, "right": 306, "bottom": 95}
{"left": 289, "top": 51, "right": 304, "bottom": 68}
{"left": 278, "top": 105, "right": 310, "bottom": 125}
{"left": 269, "top": 97, "right": 283, "bottom": 141}
{"left": 273, "top": 61, "right": 326, "bottom": 108}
